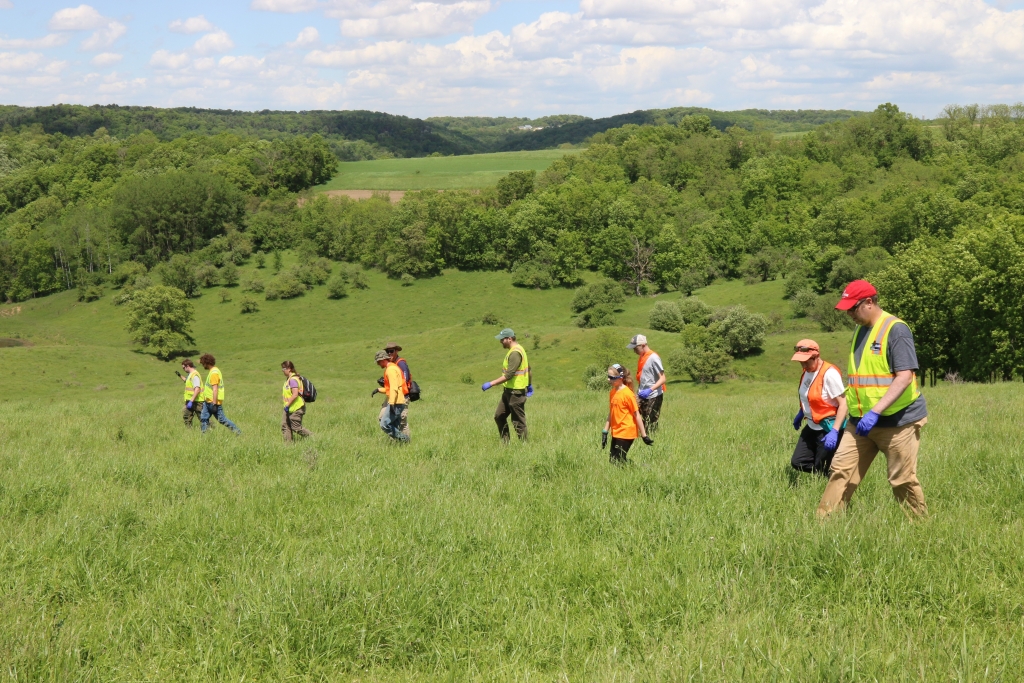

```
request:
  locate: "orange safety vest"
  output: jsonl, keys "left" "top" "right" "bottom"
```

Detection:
{"left": 799, "top": 360, "right": 840, "bottom": 424}
{"left": 637, "top": 349, "right": 666, "bottom": 393}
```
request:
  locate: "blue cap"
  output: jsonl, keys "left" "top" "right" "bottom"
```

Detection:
{"left": 495, "top": 328, "right": 515, "bottom": 340}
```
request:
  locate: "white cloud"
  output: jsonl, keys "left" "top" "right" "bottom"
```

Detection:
{"left": 218, "top": 55, "right": 266, "bottom": 72}
{"left": 306, "top": 41, "right": 414, "bottom": 67}
{"left": 92, "top": 52, "right": 122, "bottom": 66}
{"left": 193, "top": 30, "right": 235, "bottom": 54}
{"left": 0, "top": 34, "right": 69, "bottom": 49}
{"left": 81, "top": 21, "right": 126, "bottom": 50}
{"left": 49, "top": 5, "right": 107, "bottom": 30}
{"left": 0, "top": 52, "right": 43, "bottom": 72}
{"left": 0, "top": 1, "right": 12, "bottom": 8}
{"left": 170, "top": 15, "right": 216, "bottom": 34}
{"left": 149, "top": 50, "right": 191, "bottom": 70}
{"left": 251, "top": 0, "right": 318, "bottom": 11}
{"left": 289, "top": 26, "right": 320, "bottom": 47}
{"left": 327, "top": 0, "right": 493, "bottom": 39}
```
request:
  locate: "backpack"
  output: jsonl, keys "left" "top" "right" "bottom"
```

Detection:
{"left": 408, "top": 380, "right": 421, "bottom": 402}
{"left": 299, "top": 376, "right": 317, "bottom": 403}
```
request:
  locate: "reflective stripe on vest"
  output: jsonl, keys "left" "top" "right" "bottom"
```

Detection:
{"left": 183, "top": 369, "right": 201, "bottom": 402}
{"left": 503, "top": 343, "right": 530, "bottom": 391}
{"left": 800, "top": 360, "right": 839, "bottom": 424}
{"left": 203, "top": 367, "right": 225, "bottom": 404}
{"left": 283, "top": 372, "right": 305, "bottom": 412}
{"left": 846, "top": 313, "right": 920, "bottom": 417}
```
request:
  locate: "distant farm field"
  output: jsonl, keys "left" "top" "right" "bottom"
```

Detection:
{"left": 316, "top": 149, "right": 574, "bottom": 191}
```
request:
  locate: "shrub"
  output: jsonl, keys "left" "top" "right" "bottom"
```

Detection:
{"left": 481, "top": 312, "right": 500, "bottom": 325}
{"left": 571, "top": 280, "right": 626, "bottom": 313}
{"left": 709, "top": 305, "right": 767, "bottom": 357}
{"left": 350, "top": 271, "right": 369, "bottom": 289}
{"left": 783, "top": 275, "right": 809, "bottom": 300}
{"left": 78, "top": 285, "right": 103, "bottom": 302}
{"left": 111, "top": 261, "right": 147, "bottom": 289}
{"left": 511, "top": 261, "right": 555, "bottom": 289}
{"left": 195, "top": 263, "right": 220, "bottom": 289}
{"left": 219, "top": 290, "right": 231, "bottom": 303}
{"left": 254, "top": 251, "right": 266, "bottom": 268}
{"left": 273, "top": 250, "right": 283, "bottom": 273}
{"left": 240, "top": 296, "right": 260, "bottom": 314}
{"left": 124, "top": 286, "right": 195, "bottom": 359}
{"left": 160, "top": 254, "right": 201, "bottom": 298}
{"left": 677, "top": 269, "right": 707, "bottom": 296}
{"left": 582, "top": 365, "right": 607, "bottom": 391}
{"left": 668, "top": 345, "right": 732, "bottom": 384}
{"left": 401, "top": 273, "right": 415, "bottom": 287}
{"left": 460, "top": 373, "right": 474, "bottom": 384}
{"left": 576, "top": 304, "right": 615, "bottom": 328}
{"left": 648, "top": 301, "right": 684, "bottom": 332}
{"left": 327, "top": 276, "right": 348, "bottom": 299}
{"left": 220, "top": 262, "right": 239, "bottom": 287}
{"left": 813, "top": 298, "right": 856, "bottom": 332}
{"left": 791, "top": 289, "right": 818, "bottom": 318}
{"left": 265, "top": 272, "right": 305, "bottom": 300}
{"left": 243, "top": 276, "right": 264, "bottom": 293}
{"left": 677, "top": 297, "right": 713, "bottom": 327}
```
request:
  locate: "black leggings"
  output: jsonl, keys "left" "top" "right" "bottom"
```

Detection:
{"left": 610, "top": 437, "right": 634, "bottom": 463}
{"left": 791, "top": 424, "right": 841, "bottom": 476}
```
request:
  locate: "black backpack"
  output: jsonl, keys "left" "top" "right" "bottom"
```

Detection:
{"left": 299, "top": 376, "right": 317, "bottom": 403}
{"left": 408, "top": 380, "right": 421, "bottom": 402}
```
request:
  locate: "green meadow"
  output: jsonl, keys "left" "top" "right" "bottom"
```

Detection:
{"left": 316, "top": 150, "right": 573, "bottom": 191}
{"left": 1, "top": 260, "right": 1023, "bottom": 680}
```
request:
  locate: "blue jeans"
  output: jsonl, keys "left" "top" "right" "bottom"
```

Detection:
{"left": 379, "top": 404, "right": 409, "bottom": 442}
{"left": 201, "top": 403, "right": 241, "bottom": 434}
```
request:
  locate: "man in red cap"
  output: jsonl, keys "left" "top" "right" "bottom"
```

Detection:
{"left": 790, "top": 339, "right": 847, "bottom": 476}
{"left": 817, "top": 280, "right": 928, "bottom": 517}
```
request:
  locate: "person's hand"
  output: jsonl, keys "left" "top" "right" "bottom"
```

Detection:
{"left": 481, "top": 382, "right": 492, "bottom": 392}
{"left": 793, "top": 409, "right": 804, "bottom": 431}
{"left": 601, "top": 430, "right": 608, "bottom": 449}
{"left": 377, "top": 377, "right": 385, "bottom": 387}
{"left": 186, "top": 400, "right": 193, "bottom": 410}
{"left": 371, "top": 388, "right": 380, "bottom": 397}
{"left": 638, "top": 388, "right": 652, "bottom": 400}
{"left": 526, "top": 384, "right": 534, "bottom": 397}
{"left": 642, "top": 435, "right": 654, "bottom": 446}
{"left": 856, "top": 411, "right": 880, "bottom": 435}
{"left": 822, "top": 428, "right": 840, "bottom": 451}
{"left": 284, "top": 406, "right": 290, "bottom": 416}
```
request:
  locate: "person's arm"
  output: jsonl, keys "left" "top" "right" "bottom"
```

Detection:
{"left": 285, "top": 378, "right": 299, "bottom": 411}
{"left": 834, "top": 394, "right": 849, "bottom": 428}
{"left": 487, "top": 351, "right": 520, "bottom": 387}
{"left": 869, "top": 370, "right": 914, "bottom": 415}
{"left": 650, "top": 371, "right": 666, "bottom": 392}
{"left": 211, "top": 384, "right": 219, "bottom": 404}
{"left": 190, "top": 383, "right": 202, "bottom": 403}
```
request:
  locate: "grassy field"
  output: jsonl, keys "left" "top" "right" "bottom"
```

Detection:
{"left": 316, "top": 150, "right": 573, "bottom": 191}
{"left": 1, "top": 262, "right": 1022, "bottom": 680}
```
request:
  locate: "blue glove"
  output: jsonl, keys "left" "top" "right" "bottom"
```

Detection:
{"left": 186, "top": 400, "right": 194, "bottom": 410}
{"left": 526, "top": 384, "right": 533, "bottom": 397}
{"left": 822, "top": 428, "right": 840, "bottom": 451}
{"left": 856, "top": 410, "right": 880, "bottom": 435}
{"left": 793, "top": 409, "right": 804, "bottom": 431}
{"left": 638, "top": 388, "right": 653, "bottom": 400}
{"left": 481, "top": 382, "right": 492, "bottom": 392}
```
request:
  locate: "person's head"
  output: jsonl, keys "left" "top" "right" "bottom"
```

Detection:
{"left": 199, "top": 353, "right": 215, "bottom": 370}
{"left": 374, "top": 349, "right": 389, "bottom": 368}
{"left": 495, "top": 328, "right": 516, "bottom": 349}
{"left": 281, "top": 360, "right": 296, "bottom": 377}
{"left": 384, "top": 341, "right": 402, "bottom": 360}
{"left": 791, "top": 339, "right": 822, "bottom": 372}
{"left": 607, "top": 363, "right": 635, "bottom": 391}
{"left": 182, "top": 358, "right": 195, "bottom": 371}
{"left": 835, "top": 280, "right": 882, "bottom": 326}
{"left": 627, "top": 334, "right": 649, "bottom": 356}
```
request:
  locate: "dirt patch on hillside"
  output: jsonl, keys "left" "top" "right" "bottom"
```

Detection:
{"left": 323, "top": 190, "right": 406, "bottom": 203}
{"left": 0, "top": 338, "right": 28, "bottom": 347}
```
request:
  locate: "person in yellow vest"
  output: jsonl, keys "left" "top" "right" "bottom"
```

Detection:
{"left": 199, "top": 353, "right": 241, "bottom": 435}
{"left": 281, "top": 360, "right": 312, "bottom": 442}
{"left": 481, "top": 328, "right": 531, "bottom": 443}
{"left": 179, "top": 358, "right": 203, "bottom": 428}
{"left": 374, "top": 350, "right": 409, "bottom": 443}
{"left": 790, "top": 339, "right": 847, "bottom": 476}
{"left": 818, "top": 280, "right": 927, "bottom": 517}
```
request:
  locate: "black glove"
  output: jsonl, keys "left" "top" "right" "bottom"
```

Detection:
{"left": 377, "top": 377, "right": 385, "bottom": 387}
{"left": 642, "top": 436, "right": 654, "bottom": 446}
{"left": 371, "top": 388, "right": 379, "bottom": 397}
{"left": 601, "top": 430, "right": 608, "bottom": 449}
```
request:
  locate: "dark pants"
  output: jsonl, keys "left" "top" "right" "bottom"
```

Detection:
{"left": 495, "top": 389, "right": 527, "bottom": 442}
{"left": 791, "top": 424, "right": 840, "bottom": 476}
{"left": 183, "top": 401, "right": 202, "bottom": 428}
{"left": 639, "top": 394, "right": 663, "bottom": 434}
{"left": 201, "top": 403, "right": 241, "bottom": 435}
{"left": 610, "top": 437, "right": 633, "bottom": 463}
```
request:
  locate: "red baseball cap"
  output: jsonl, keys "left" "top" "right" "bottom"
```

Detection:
{"left": 835, "top": 280, "right": 877, "bottom": 311}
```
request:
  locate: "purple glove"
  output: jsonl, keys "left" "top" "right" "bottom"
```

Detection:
{"left": 526, "top": 385, "right": 534, "bottom": 397}
{"left": 856, "top": 411, "right": 880, "bottom": 436}
{"left": 822, "top": 428, "right": 840, "bottom": 451}
{"left": 186, "top": 400, "right": 194, "bottom": 410}
{"left": 481, "top": 382, "right": 492, "bottom": 392}
{"left": 637, "top": 388, "right": 653, "bottom": 400}
{"left": 793, "top": 409, "right": 804, "bottom": 431}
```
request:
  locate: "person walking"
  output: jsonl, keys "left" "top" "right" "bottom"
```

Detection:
{"left": 628, "top": 334, "right": 666, "bottom": 433}
{"left": 818, "top": 280, "right": 928, "bottom": 517}
{"left": 602, "top": 364, "right": 653, "bottom": 464}
{"left": 790, "top": 339, "right": 847, "bottom": 476}
{"left": 179, "top": 358, "right": 203, "bottom": 428}
{"left": 199, "top": 353, "right": 242, "bottom": 435}
{"left": 281, "top": 360, "right": 312, "bottom": 442}
{"left": 374, "top": 350, "right": 409, "bottom": 443}
{"left": 377, "top": 342, "right": 411, "bottom": 439}
{"left": 481, "top": 328, "right": 531, "bottom": 443}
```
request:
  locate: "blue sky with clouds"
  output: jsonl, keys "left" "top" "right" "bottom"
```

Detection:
{"left": 2, "top": 0, "right": 1024, "bottom": 118}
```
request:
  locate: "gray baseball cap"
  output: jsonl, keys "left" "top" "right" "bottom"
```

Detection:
{"left": 627, "top": 334, "right": 648, "bottom": 349}
{"left": 495, "top": 328, "right": 516, "bottom": 340}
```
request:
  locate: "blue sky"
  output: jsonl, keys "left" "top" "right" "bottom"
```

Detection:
{"left": 2, "top": 0, "right": 1024, "bottom": 118}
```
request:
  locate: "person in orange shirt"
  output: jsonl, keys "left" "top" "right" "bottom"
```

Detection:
{"left": 602, "top": 364, "right": 654, "bottom": 464}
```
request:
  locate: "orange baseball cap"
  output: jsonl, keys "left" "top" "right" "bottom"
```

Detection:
{"left": 791, "top": 339, "right": 820, "bottom": 362}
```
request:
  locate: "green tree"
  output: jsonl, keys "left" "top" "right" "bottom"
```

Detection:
{"left": 124, "top": 286, "right": 195, "bottom": 359}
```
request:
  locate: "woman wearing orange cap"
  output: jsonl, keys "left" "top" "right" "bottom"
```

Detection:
{"left": 791, "top": 339, "right": 848, "bottom": 476}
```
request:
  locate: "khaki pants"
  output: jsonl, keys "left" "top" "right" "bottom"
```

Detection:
{"left": 183, "top": 402, "right": 202, "bottom": 428}
{"left": 282, "top": 406, "right": 313, "bottom": 442}
{"left": 817, "top": 418, "right": 927, "bottom": 517}
{"left": 379, "top": 400, "right": 410, "bottom": 438}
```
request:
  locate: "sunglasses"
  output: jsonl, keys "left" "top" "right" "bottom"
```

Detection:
{"left": 794, "top": 346, "right": 817, "bottom": 353}
{"left": 607, "top": 375, "right": 620, "bottom": 381}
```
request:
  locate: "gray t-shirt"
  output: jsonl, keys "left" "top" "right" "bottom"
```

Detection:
{"left": 850, "top": 320, "right": 927, "bottom": 428}
{"left": 638, "top": 352, "right": 665, "bottom": 398}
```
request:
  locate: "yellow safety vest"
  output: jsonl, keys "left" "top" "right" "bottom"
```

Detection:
{"left": 846, "top": 312, "right": 920, "bottom": 417}
{"left": 203, "top": 367, "right": 225, "bottom": 404}
{"left": 503, "top": 343, "right": 530, "bottom": 391}
{"left": 183, "top": 369, "right": 201, "bottom": 402}
{"left": 283, "top": 373, "right": 305, "bottom": 412}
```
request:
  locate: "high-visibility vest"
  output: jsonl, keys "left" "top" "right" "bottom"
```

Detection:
{"left": 382, "top": 362, "right": 405, "bottom": 404}
{"left": 637, "top": 349, "right": 665, "bottom": 394}
{"left": 203, "top": 367, "right": 225, "bottom": 404}
{"left": 503, "top": 343, "right": 530, "bottom": 391}
{"left": 283, "top": 372, "right": 305, "bottom": 412}
{"left": 846, "top": 312, "right": 920, "bottom": 417}
{"left": 799, "top": 360, "right": 840, "bottom": 424}
{"left": 183, "top": 369, "right": 201, "bottom": 402}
